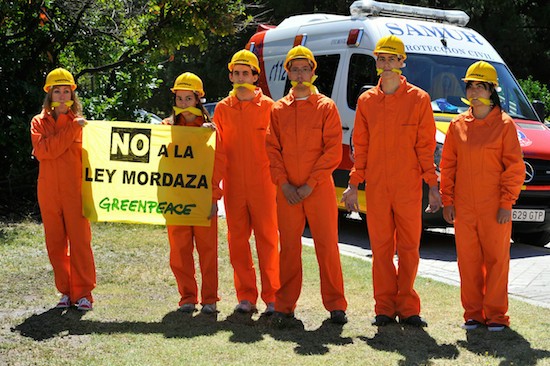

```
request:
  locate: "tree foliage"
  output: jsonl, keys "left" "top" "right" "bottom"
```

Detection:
{"left": 0, "top": 0, "right": 246, "bottom": 217}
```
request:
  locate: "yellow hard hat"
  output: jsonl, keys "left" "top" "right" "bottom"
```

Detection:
{"left": 228, "top": 50, "right": 261, "bottom": 73}
{"left": 43, "top": 68, "right": 77, "bottom": 92}
{"left": 171, "top": 72, "right": 205, "bottom": 97}
{"left": 374, "top": 35, "right": 407, "bottom": 60}
{"left": 462, "top": 61, "right": 498, "bottom": 86}
{"left": 284, "top": 45, "right": 317, "bottom": 72}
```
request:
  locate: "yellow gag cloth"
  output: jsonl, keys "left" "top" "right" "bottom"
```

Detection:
{"left": 290, "top": 75, "right": 319, "bottom": 94}
{"left": 460, "top": 97, "right": 491, "bottom": 106}
{"left": 376, "top": 68, "right": 402, "bottom": 76}
{"left": 173, "top": 106, "right": 203, "bottom": 117}
{"left": 51, "top": 101, "right": 74, "bottom": 108}
{"left": 81, "top": 120, "right": 216, "bottom": 226}
{"left": 229, "top": 83, "right": 256, "bottom": 96}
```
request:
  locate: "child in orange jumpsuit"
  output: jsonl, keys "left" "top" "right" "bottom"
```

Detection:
{"left": 163, "top": 72, "right": 225, "bottom": 315}
{"left": 31, "top": 68, "right": 96, "bottom": 311}
{"left": 266, "top": 46, "right": 348, "bottom": 326}
{"left": 440, "top": 61, "right": 525, "bottom": 331}
{"left": 341, "top": 35, "right": 441, "bottom": 327}
{"left": 214, "top": 50, "right": 279, "bottom": 315}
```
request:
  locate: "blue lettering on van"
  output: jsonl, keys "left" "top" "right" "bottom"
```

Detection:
{"left": 386, "top": 22, "right": 484, "bottom": 45}
{"left": 406, "top": 45, "right": 466, "bottom": 55}
{"left": 269, "top": 60, "right": 287, "bottom": 82}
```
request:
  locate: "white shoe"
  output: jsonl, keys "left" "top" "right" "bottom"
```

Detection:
{"left": 487, "top": 323, "right": 506, "bottom": 332}
{"left": 56, "top": 294, "right": 71, "bottom": 308}
{"left": 76, "top": 297, "right": 93, "bottom": 311}
{"left": 201, "top": 303, "right": 217, "bottom": 314}
{"left": 179, "top": 303, "right": 196, "bottom": 313}
{"left": 461, "top": 319, "right": 482, "bottom": 330}
{"left": 235, "top": 300, "right": 257, "bottom": 313}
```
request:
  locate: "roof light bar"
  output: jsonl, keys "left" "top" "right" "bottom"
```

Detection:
{"left": 350, "top": 0, "right": 470, "bottom": 27}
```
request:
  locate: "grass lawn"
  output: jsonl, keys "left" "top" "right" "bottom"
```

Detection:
{"left": 1, "top": 219, "right": 549, "bottom": 365}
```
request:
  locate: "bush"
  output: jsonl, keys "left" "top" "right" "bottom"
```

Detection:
{"left": 519, "top": 76, "right": 550, "bottom": 121}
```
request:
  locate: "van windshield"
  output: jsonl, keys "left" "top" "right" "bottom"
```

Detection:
{"left": 402, "top": 54, "right": 538, "bottom": 121}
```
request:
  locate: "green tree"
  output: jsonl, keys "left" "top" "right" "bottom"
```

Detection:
{"left": 0, "top": 0, "right": 246, "bottom": 217}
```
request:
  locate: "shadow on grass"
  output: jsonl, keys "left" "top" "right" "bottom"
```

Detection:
{"left": 457, "top": 327, "right": 550, "bottom": 365}
{"left": 267, "top": 318, "right": 353, "bottom": 356}
{"left": 12, "top": 308, "right": 274, "bottom": 344}
{"left": 360, "top": 324, "right": 459, "bottom": 365}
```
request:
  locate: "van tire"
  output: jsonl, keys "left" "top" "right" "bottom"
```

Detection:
{"left": 512, "top": 231, "right": 550, "bottom": 247}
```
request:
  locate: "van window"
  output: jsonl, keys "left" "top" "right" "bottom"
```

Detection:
{"left": 347, "top": 54, "right": 377, "bottom": 110}
{"left": 285, "top": 54, "right": 340, "bottom": 97}
{"left": 403, "top": 54, "right": 538, "bottom": 121}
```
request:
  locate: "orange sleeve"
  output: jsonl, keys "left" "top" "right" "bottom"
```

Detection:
{"left": 440, "top": 121, "right": 458, "bottom": 207}
{"left": 349, "top": 95, "right": 369, "bottom": 187}
{"left": 306, "top": 99, "right": 342, "bottom": 189}
{"left": 266, "top": 106, "right": 289, "bottom": 187}
{"left": 499, "top": 116, "right": 525, "bottom": 209}
{"left": 415, "top": 92, "right": 438, "bottom": 188}
{"left": 30, "top": 113, "right": 81, "bottom": 161}
{"left": 211, "top": 130, "right": 226, "bottom": 201}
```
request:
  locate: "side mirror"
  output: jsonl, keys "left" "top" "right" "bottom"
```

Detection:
{"left": 532, "top": 100, "right": 546, "bottom": 122}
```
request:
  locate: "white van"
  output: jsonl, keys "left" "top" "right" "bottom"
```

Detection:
{"left": 247, "top": 0, "right": 550, "bottom": 246}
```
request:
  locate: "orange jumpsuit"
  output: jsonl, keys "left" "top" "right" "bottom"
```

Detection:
{"left": 213, "top": 89, "right": 279, "bottom": 306}
{"left": 266, "top": 91, "right": 347, "bottom": 314}
{"left": 162, "top": 115, "right": 225, "bottom": 306}
{"left": 31, "top": 109, "right": 96, "bottom": 304}
{"left": 350, "top": 76, "right": 437, "bottom": 319}
{"left": 440, "top": 107, "right": 524, "bottom": 326}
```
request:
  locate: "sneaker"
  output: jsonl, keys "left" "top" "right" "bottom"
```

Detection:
{"left": 400, "top": 315, "right": 427, "bottom": 327}
{"left": 487, "top": 323, "right": 506, "bottom": 332}
{"left": 201, "top": 303, "right": 217, "bottom": 315}
{"left": 235, "top": 300, "right": 257, "bottom": 314}
{"left": 330, "top": 310, "right": 348, "bottom": 325}
{"left": 462, "top": 319, "right": 483, "bottom": 330}
{"left": 75, "top": 297, "right": 93, "bottom": 311}
{"left": 178, "top": 303, "right": 196, "bottom": 313}
{"left": 372, "top": 314, "right": 396, "bottom": 326}
{"left": 56, "top": 294, "right": 71, "bottom": 309}
{"left": 263, "top": 302, "right": 275, "bottom": 316}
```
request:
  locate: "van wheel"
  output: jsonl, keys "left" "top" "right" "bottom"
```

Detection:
{"left": 512, "top": 231, "right": 550, "bottom": 247}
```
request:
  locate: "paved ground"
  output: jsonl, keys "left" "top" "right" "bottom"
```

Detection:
{"left": 219, "top": 201, "right": 550, "bottom": 309}
{"left": 305, "top": 217, "right": 550, "bottom": 309}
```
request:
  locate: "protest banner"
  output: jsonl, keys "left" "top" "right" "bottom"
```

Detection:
{"left": 82, "top": 120, "right": 215, "bottom": 226}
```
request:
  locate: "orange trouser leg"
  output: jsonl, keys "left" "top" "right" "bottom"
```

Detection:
{"left": 224, "top": 196, "right": 258, "bottom": 303}
{"left": 304, "top": 181, "right": 347, "bottom": 312}
{"left": 168, "top": 225, "right": 199, "bottom": 305}
{"left": 62, "top": 198, "right": 95, "bottom": 302}
{"left": 479, "top": 215, "right": 511, "bottom": 326}
{"left": 41, "top": 203, "right": 71, "bottom": 298}
{"left": 392, "top": 196, "right": 422, "bottom": 318}
{"left": 40, "top": 191, "right": 95, "bottom": 303}
{"left": 456, "top": 203, "right": 511, "bottom": 326}
{"left": 248, "top": 195, "right": 279, "bottom": 304}
{"left": 367, "top": 190, "right": 398, "bottom": 317}
{"left": 454, "top": 206, "right": 486, "bottom": 324}
{"left": 194, "top": 216, "right": 220, "bottom": 305}
{"left": 275, "top": 194, "right": 306, "bottom": 314}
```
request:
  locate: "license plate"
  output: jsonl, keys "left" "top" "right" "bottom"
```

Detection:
{"left": 512, "top": 209, "right": 545, "bottom": 222}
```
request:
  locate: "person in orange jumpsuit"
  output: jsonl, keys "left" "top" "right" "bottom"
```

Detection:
{"left": 440, "top": 61, "right": 525, "bottom": 332}
{"left": 162, "top": 72, "right": 225, "bottom": 315}
{"left": 31, "top": 68, "right": 96, "bottom": 311}
{"left": 341, "top": 35, "right": 441, "bottom": 327}
{"left": 213, "top": 50, "right": 279, "bottom": 315}
{"left": 266, "top": 46, "right": 348, "bottom": 326}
